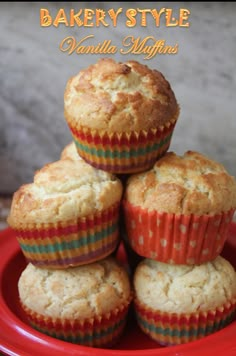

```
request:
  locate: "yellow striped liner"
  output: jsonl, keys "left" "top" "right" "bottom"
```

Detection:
{"left": 19, "top": 231, "right": 118, "bottom": 262}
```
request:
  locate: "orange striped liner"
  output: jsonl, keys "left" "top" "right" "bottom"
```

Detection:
{"left": 13, "top": 203, "right": 120, "bottom": 268}
{"left": 66, "top": 112, "right": 178, "bottom": 174}
{"left": 20, "top": 295, "right": 132, "bottom": 347}
{"left": 19, "top": 231, "right": 118, "bottom": 264}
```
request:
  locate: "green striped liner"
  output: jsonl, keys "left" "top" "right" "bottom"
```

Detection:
{"left": 74, "top": 133, "right": 172, "bottom": 159}
{"left": 20, "top": 223, "right": 117, "bottom": 254}
{"left": 137, "top": 313, "right": 235, "bottom": 338}
{"left": 31, "top": 317, "right": 125, "bottom": 344}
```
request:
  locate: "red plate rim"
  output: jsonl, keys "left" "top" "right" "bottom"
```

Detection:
{"left": 0, "top": 225, "right": 236, "bottom": 356}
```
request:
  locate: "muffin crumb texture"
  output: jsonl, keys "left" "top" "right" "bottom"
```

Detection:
{"left": 134, "top": 256, "right": 236, "bottom": 314}
{"left": 64, "top": 58, "right": 179, "bottom": 132}
{"left": 7, "top": 158, "right": 122, "bottom": 225}
{"left": 125, "top": 151, "right": 236, "bottom": 215}
{"left": 18, "top": 258, "right": 131, "bottom": 319}
{"left": 60, "top": 141, "right": 82, "bottom": 161}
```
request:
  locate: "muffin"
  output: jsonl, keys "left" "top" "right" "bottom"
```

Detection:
{"left": 134, "top": 256, "right": 236, "bottom": 345}
{"left": 7, "top": 158, "right": 123, "bottom": 268}
{"left": 64, "top": 58, "right": 179, "bottom": 174}
{"left": 60, "top": 141, "right": 82, "bottom": 161}
{"left": 123, "top": 151, "right": 236, "bottom": 265}
{"left": 18, "top": 257, "right": 132, "bottom": 347}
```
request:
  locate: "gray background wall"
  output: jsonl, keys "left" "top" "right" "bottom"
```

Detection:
{"left": 0, "top": 2, "right": 235, "bottom": 193}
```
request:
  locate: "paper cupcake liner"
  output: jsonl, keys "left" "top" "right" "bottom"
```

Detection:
{"left": 134, "top": 298, "right": 236, "bottom": 345}
{"left": 123, "top": 200, "right": 235, "bottom": 265}
{"left": 14, "top": 203, "right": 120, "bottom": 268}
{"left": 20, "top": 296, "right": 132, "bottom": 348}
{"left": 67, "top": 113, "right": 178, "bottom": 174}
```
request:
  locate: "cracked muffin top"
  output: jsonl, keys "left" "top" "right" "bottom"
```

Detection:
{"left": 124, "top": 150, "right": 236, "bottom": 215}
{"left": 64, "top": 58, "right": 179, "bottom": 132}
{"left": 134, "top": 256, "right": 236, "bottom": 313}
{"left": 18, "top": 257, "right": 131, "bottom": 319}
{"left": 7, "top": 158, "right": 122, "bottom": 226}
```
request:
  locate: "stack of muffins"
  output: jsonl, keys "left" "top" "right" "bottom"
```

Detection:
{"left": 7, "top": 139, "right": 132, "bottom": 347}
{"left": 7, "top": 58, "right": 236, "bottom": 348}
{"left": 124, "top": 151, "right": 236, "bottom": 345}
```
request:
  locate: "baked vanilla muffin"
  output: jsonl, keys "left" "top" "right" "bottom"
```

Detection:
{"left": 134, "top": 256, "right": 236, "bottom": 345}
{"left": 64, "top": 58, "right": 179, "bottom": 174}
{"left": 7, "top": 159, "right": 123, "bottom": 268}
{"left": 123, "top": 151, "right": 236, "bottom": 264}
{"left": 60, "top": 141, "right": 82, "bottom": 161}
{"left": 18, "top": 257, "right": 132, "bottom": 347}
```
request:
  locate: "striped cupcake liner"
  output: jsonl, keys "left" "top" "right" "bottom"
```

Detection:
{"left": 123, "top": 200, "right": 235, "bottom": 265}
{"left": 15, "top": 203, "right": 120, "bottom": 268}
{"left": 134, "top": 298, "right": 236, "bottom": 345}
{"left": 20, "top": 296, "right": 132, "bottom": 348}
{"left": 67, "top": 115, "right": 178, "bottom": 174}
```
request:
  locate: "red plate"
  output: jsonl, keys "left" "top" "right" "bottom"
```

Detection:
{"left": 0, "top": 225, "right": 236, "bottom": 356}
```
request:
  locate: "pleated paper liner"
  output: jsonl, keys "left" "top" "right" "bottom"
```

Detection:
{"left": 123, "top": 200, "right": 235, "bottom": 265}
{"left": 66, "top": 113, "right": 179, "bottom": 174}
{"left": 20, "top": 296, "right": 132, "bottom": 348}
{"left": 134, "top": 298, "right": 236, "bottom": 345}
{"left": 14, "top": 203, "right": 120, "bottom": 269}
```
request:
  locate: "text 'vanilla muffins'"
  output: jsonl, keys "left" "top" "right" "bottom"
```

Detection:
{"left": 123, "top": 150, "right": 236, "bottom": 265}
{"left": 18, "top": 257, "right": 132, "bottom": 347}
{"left": 134, "top": 256, "right": 236, "bottom": 345}
{"left": 7, "top": 158, "right": 123, "bottom": 268}
{"left": 64, "top": 58, "right": 179, "bottom": 174}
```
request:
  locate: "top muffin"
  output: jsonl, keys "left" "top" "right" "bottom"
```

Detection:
{"left": 64, "top": 58, "right": 179, "bottom": 133}
{"left": 125, "top": 150, "right": 236, "bottom": 215}
{"left": 64, "top": 58, "right": 179, "bottom": 174}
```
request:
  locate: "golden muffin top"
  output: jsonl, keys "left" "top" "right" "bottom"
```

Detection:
{"left": 64, "top": 58, "right": 179, "bottom": 132}
{"left": 19, "top": 257, "right": 131, "bottom": 319}
{"left": 125, "top": 151, "right": 236, "bottom": 215}
{"left": 134, "top": 256, "right": 236, "bottom": 313}
{"left": 7, "top": 158, "right": 122, "bottom": 226}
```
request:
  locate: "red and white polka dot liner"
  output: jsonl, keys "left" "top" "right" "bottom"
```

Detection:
{"left": 123, "top": 200, "right": 235, "bottom": 265}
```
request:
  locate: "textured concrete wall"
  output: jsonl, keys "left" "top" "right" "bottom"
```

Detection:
{"left": 0, "top": 2, "right": 235, "bottom": 193}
